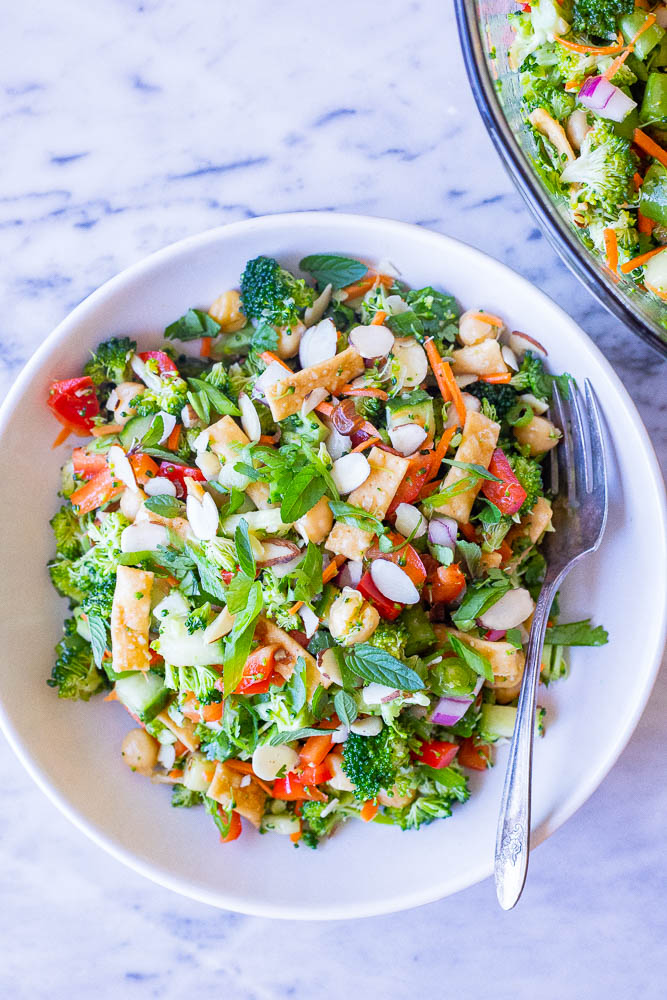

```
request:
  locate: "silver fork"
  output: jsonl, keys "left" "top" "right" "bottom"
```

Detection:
{"left": 494, "top": 379, "right": 608, "bottom": 910}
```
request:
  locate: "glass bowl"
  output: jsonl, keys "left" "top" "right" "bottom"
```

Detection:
{"left": 455, "top": 0, "right": 667, "bottom": 358}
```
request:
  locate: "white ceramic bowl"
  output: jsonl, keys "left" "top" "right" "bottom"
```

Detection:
{"left": 0, "top": 214, "right": 665, "bottom": 919}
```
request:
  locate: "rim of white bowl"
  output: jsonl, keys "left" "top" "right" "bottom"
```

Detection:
{"left": 0, "top": 212, "right": 665, "bottom": 920}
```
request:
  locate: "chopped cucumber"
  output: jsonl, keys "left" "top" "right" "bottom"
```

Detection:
{"left": 120, "top": 414, "right": 155, "bottom": 450}
{"left": 115, "top": 670, "right": 170, "bottom": 722}
{"left": 479, "top": 703, "right": 517, "bottom": 741}
{"left": 220, "top": 509, "right": 292, "bottom": 536}
{"left": 620, "top": 12, "right": 665, "bottom": 62}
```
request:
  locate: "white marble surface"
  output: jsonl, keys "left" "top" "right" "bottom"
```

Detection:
{"left": 1, "top": 1, "right": 665, "bottom": 997}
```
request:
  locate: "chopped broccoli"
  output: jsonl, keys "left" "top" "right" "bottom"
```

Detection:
{"left": 202, "top": 361, "right": 230, "bottom": 391}
{"left": 196, "top": 699, "right": 259, "bottom": 761}
{"left": 166, "top": 664, "right": 221, "bottom": 704}
{"left": 171, "top": 784, "right": 203, "bottom": 808}
{"left": 83, "top": 337, "right": 136, "bottom": 386}
{"left": 465, "top": 380, "right": 518, "bottom": 419}
{"left": 561, "top": 121, "right": 637, "bottom": 222}
{"left": 572, "top": 0, "right": 633, "bottom": 40}
{"left": 405, "top": 285, "right": 459, "bottom": 337}
{"left": 510, "top": 454, "right": 544, "bottom": 514}
{"left": 47, "top": 618, "right": 105, "bottom": 700}
{"left": 261, "top": 569, "right": 300, "bottom": 631}
{"left": 300, "top": 799, "right": 342, "bottom": 848}
{"left": 49, "top": 512, "right": 129, "bottom": 612}
{"left": 184, "top": 603, "right": 211, "bottom": 634}
{"left": 133, "top": 374, "right": 188, "bottom": 417}
{"left": 510, "top": 351, "right": 552, "bottom": 400}
{"left": 354, "top": 394, "right": 384, "bottom": 424}
{"left": 368, "top": 618, "right": 409, "bottom": 659}
{"left": 240, "top": 256, "right": 315, "bottom": 330}
{"left": 50, "top": 504, "right": 89, "bottom": 560}
{"left": 520, "top": 60, "right": 577, "bottom": 121}
{"left": 49, "top": 558, "right": 86, "bottom": 605}
{"left": 342, "top": 727, "right": 410, "bottom": 801}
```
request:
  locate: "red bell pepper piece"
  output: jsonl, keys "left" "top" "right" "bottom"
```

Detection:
{"left": 480, "top": 449, "right": 527, "bottom": 516}
{"left": 458, "top": 738, "right": 492, "bottom": 771}
{"left": 72, "top": 447, "right": 107, "bottom": 479}
{"left": 357, "top": 571, "right": 402, "bottom": 621}
{"left": 235, "top": 644, "right": 280, "bottom": 695}
{"left": 137, "top": 350, "right": 179, "bottom": 375}
{"left": 48, "top": 376, "right": 100, "bottom": 435}
{"left": 158, "top": 461, "right": 205, "bottom": 497}
{"left": 272, "top": 772, "right": 327, "bottom": 802}
{"left": 218, "top": 807, "right": 242, "bottom": 843}
{"left": 414, "top": 740, "right": 459, "bottom": 769}
{"left": 430, "top": 563, "right": 466, "bottom": 604}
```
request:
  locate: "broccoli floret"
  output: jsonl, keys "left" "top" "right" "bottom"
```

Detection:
{"left": 47, "top": 618, "right": 105, "bottom": 700}
{"left": 510, "top": 454, "right": 544, "bottom": 514}
{"left": 50, "top": 513, "right": 128, "bottom": 612}
{"left": 342, "top": 727, "right": 410, "bottom": 802}
{"left": 521, "top": 62, "right": 577, "bottom": 121}
{"left": 404, "top": 285, "right": 460, "bottom": 343}
{"left": 561, "top": 121, "right": 637, "bottom": 221}
{"left": 240, "top": 256, "right": 315, "bottom": 330}
{"left": 352, "top": 394, "right": 384, "bottom": 424}
{"left": 167, "top": 664, "right": 221, "bottom": 703}
{"left": 572, "top": 0, "right": 633, "bottom": 40}
{"left": 184, "top": 603, "right": 211, "bottom": 634}
{"left": 83, "top": 337, "right": 136, "bottom": 386}
{"left": 133, "top": 374, "right": 188, "bottom": 417}
{"left": 203, "top": 362, "right": 229, "bottom": 391}
{"left": 368, "top": 619, "right": 409, "bottom": 660}
{"left": 300, "top": 800, "right": 341, "bottom": 848}
{"left": 49, "top": 558, "right": 86, "bottom": 604}
{"left": 171, "top": 784, "right": 203, "bottom": 808}
{"left": 50, "top": 504, "right": 90, "bottom": 560}
{"left": 465, "top": 381, "right": 518, "bottom": 419}
{"left": 510, "top": 351, "right": 552, "bottom": 400}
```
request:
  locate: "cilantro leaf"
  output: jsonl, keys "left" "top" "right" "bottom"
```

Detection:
{"left": 544, "top": 620, "right": 608, "bottom": 646}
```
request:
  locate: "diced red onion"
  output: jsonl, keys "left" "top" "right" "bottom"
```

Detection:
{"left": 336, "top": 560, "right": 363, "bottom": 588}
{"left": 482, "top": 628, "right": 507, "bottom": 642}
{"left": 577, "top": 75, "right": 637, "bottom": 123}
{"left": 428, "top": 516, "right": 458, "bottom": 550}
{"left": 429, "top": 677, "right": 484, "bottom": 727}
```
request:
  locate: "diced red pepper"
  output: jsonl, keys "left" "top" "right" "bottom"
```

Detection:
{"left": 480, "top": 449, "right": 527, "bottom": 516}
{"left": 430, "top": 563, "right": 466, "bottom": 604}
{"left": 158, "top": 461, "right": 205, "bottom": 497}
{"left": 219, "top": 807, "right": 242, "bottom": 843}
{"left": 414, "top": 740, "right": 459, "bottom": 769}
{"left": 137, "top": 350, "right": 179, "bottom": 375}
{"left": 458, "top": 738, "right": 492, "bottom": 771}
{"left": 357, "top": 570, "right": 402, "bottom": 621}
{"left": 272, "top": 772, "right": 327, "bottom": 802}
{"left": 299, "top": 757, "right": 335, "bottom": 786}
{"left": 387, "top": 452, "right": 433, "bottom": 515}
{"left": 48, "top": 376, "right": 100, "bottom": 435}
{"left": 72, "top": 447, "right": 107, "bottom": 479}
{"left": 235, "top": 644, "right": 280, "bottom": 695}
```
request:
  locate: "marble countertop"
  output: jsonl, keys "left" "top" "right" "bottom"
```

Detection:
{"left": 1, "top": 1, "right": 665, "bottom": 997}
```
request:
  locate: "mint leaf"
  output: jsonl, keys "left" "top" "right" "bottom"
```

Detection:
{"left": 280, "top": 467, "right": 328, "bottom": 522}
{"left": 333, "top": 690, "right": 358, "bottom": 728}
{"left": 286, "top": 656, "right": 307, "bottom": 713}
{"left": 268, "top": 727, "right": 325, "bottom": 746}
{"left": 144, "top": 495, "right": 183, "bottom": 519}
{"left": 188, "top": 377, "right": 240, "bottom": 417}
{"left": 451, "top": 578, "right": 510, "bottom": 630}
{"left": 544, "top": 619, "right": 608, "bottom": 646}
{"left": 443, "top": 459, "right": 502, "bottom": 482}
{"left": 186, "top": 544, "right": 227, "bottom": 602}
{"left": 165, "top": 308, "right": 221, "bottom": 342}
{"left": 292, "top": 542, "right": 323, "bottom": 605}
{"left": 448, "top": 634, "right": 494, "bottom": 683}
{"left": 225, "top": 572, "right": 253, "bottom": 615}
{"left": 299, "top": 254, "right": 367, "bottom": 290}
{"left": 251, "top": 319, "right": 279, "bottom": 353}
{"left": 328, "top": 500, "right": 386, "bottom": 535}
{"left": 234, "top": 518, "right": 256, "bottom": 579}
{"left": 346, "top": 643, "right": 424, "bottom": 691}
{"left": 87, "top": 612, "right": 107, "bottom": 669}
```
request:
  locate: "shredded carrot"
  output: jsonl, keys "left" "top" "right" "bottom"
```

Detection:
{"left": 460, "top": 522, "right": 479, "bottom": 543}
{"left": 360, "top": 801, "right": 379, "bottom": 823}
{"left": 620, "top": 246, "right": 666, "bottom": 274}
{"left": 314, "top": 400, "right": 334, "bottom": 418}
{"left": 342, "top": 272, "right": 393, "bottom": 300}
{"left": 604, "top": 14, "right": 656, "bottom": 81}
{"left": 427, "top": 426, "right": 456, "bottom": 481}
{"left": 322, "top": 554, "right": 345, "bottom": 585}
{"left": 224, "top": 759, "right": 274, "bottom": 797}
{"left": 633, "top": 128, "right": 667, "bottom": 169}
{"left": 603, "top": 228, "right": 619, "bottom": 273}
{"left": 288, "top": 601, "right": 304, "bottom": 615}
{"left": 290, "top": 829, "right": 302, "bottom": 844}
{"left": 259, "top": 351, "right": 291, "bottom": 371}
{"left": 633, "top": 172, "right": 644, "bottom": 190}
{"left": 424, "top": 337, "right": 452, "bottom": 402}
{"left": 480, "top": 372, "right": 512, "bottom": 384}
{"left": 564, "top": 79, "right": 580, "bottom": 92}
{"left": 638, "top": 210, "right": 655, "bottom": 236}
{"left": 468, "top": 311, "right": 504, "bottom": 327}
{"left": 371, "top": 310, "right": 388, "bottom": 325}
{"left": 340, "top": 386, "right": 389, "bottom": 400}
{"left": 90, "top": 423, "right": 122, "bottom": 437}
{"left": 259, "top": 433, "right": 278, "bottom": 445}
{"left": 168, "top": 769, "right": 184, "bottom": 779}
{"left": 200, "top": 337, "right": 212, "bottom": 358}
{"left": 419, "top": 479, "right": 442, "bottom": 500}
{"left": 165, "top": 575, "right": 180, "bottom": 588}
{"left": 166, "top": 423, "right": 181, "bottom": 451}
{"left": 103, "top": 689, "right": 118, "bottom": 702}
{"left": 51, "top": 426, "right": 71, "bottom": 449}
{"left": 440, "top": 361, "right": 467, "bottom": 428}
{"left": 554, "top": 32, "right": 624, "bottom": 55}
{"left": 351, "top": 436, "right": 380, "bottom": 452}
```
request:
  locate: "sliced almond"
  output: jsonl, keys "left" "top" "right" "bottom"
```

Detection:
{"left": 108, "top": 445, "right": 138, "bottom": 492}
{"left": 186, "top": 491, "right": 219, "bottom": 540}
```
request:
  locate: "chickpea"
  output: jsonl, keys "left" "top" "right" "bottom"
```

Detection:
{"left": 451, "top": 339, "right": 508, "bottom": 376}
{"left": 208, "top": 290, "right": 246, "bottom": 332}
{"left": 513, "top": 415, "right": 561, "bottom": 457}
{"left": 458, "top": 309, "right": 501, "bottom": 347}
{"left": 121, "top": 728, "right": 159, "bottom": 775}
{"left": 111, "top": 381, "right": 144, "bottom": 426}
{"left": 328, "top": 587, "right": 380, "bottom": 645}
{"left": 378, "top": 785, "right": 416, "bottom": 808}
{"left": 295, "top": 495, "right": 334, "bottom": 544}
{"left": 275, "top": 322, "right": 305, "bottom": 360}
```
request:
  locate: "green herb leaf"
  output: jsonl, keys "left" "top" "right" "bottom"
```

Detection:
{"left": 346, "top": 643, "right": 424, "bottom": 691}
{"left": 251, "top": 319, "right": 279, "bottom": 353}
{"left": 87, "top": 612, "right": 107, "bottom": 669}
{"left": 234, "top": 518, "right": 256, "bottom": 580}
{"left": 165, "top": 308, "right": 221, "bottom": 342}
{"left": 225, "top": 572, "right": 253, "bottom": 615}
{"left": 455, "top": 539, "right": 483, "bottom": 580}
{"left": 385, "top": 311, "right": 424, "bottom": 338}
{"left": 268, "top": 727, "right": 325, "bottom": 746}
{"left": 222, "top": 581, "right": 263, "bottom": 696}
{"left": 447, "top": 634, "right": 494, "bottom": 683}
{"left": 328, "top": 500, "right": 386, "bottom": 535}
{"left": 333, "top": 690, "right": 358, "bottom": 728}
{"left": 234, "top": 462, "right": 262, "bottom": 481}
{"left": 451, "top": 577, "right": 510, "bottom": 630}
{"left": 186, "top": 544, "right": 227, "bottom": 602}
{"left": 144, "top": 495, "right": 183, "bottom": 519}
{"left": 422, "top": 476, "right": 476, "bottom": 508}
{"left": 141, "top": 414, "right": 165, "bottom": 448}
{"left": 311, "top": 684, "right": 328, "bottom": 721}
{"left": 292, "top": 542, "right": 323, "bottom": 605}
{"left": 544, "top": 619, "right": 608, "bottom": 646}
{"left": 286, "top": 655, "right": 307, "bottom": 713}
{"left": 385, "top": 389, "right": 432, "bottom": 412}
{"left": 418, "top": 764, "right": 468, "bottom": 794}
{"left": 188, "top": 377, "right": 240, "bottom": 417}
{"left": 299, "top": 254, "right": 368, "bottom": 290}
{"left": 187, "top": 389, "right": 210, "bottom": 424}
{"left": 280, "top": 467, "right": 328, "bottom": 522}
{"left": 505, "top": 628, "right": 523, "bottom": 649}
{"left": 443, "top": 459, "right": 502, "bottom": 482}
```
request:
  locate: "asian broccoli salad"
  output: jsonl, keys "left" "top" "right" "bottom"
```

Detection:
{"left": 46, "top": 252, "right": 607, "bottom": 848}
{"left": 510, "top": 1, "right": 667, "bottom": 304}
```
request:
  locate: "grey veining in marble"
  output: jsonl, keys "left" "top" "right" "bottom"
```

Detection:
{"left": 1, "top": 1, "right": 665, "bottom": 998}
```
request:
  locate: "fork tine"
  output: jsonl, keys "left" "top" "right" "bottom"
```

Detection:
{"left": 568, "top": 381, "right": 592, "bottom": 496}
{"left": 584, "top": 379, "right": 608, "bottom": 513}
{"left": 551, "top": 384, "right": 576, "bottom": 507}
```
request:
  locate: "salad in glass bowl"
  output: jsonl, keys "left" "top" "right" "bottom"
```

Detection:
{"left": 46, "top": 252, "right": 606, "bottom": 848}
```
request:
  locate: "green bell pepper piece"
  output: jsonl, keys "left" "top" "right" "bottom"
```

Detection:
{"left": 641, "top": 72, "right": 667, "bottom": 125}
{"left": 640, "top": 163, "right": 667, "bottom": 225}
{"left": 620, "top": 12, "right": 665, "bottom": 62}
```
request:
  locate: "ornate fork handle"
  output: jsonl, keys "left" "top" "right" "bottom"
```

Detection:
{"left": 494, "top": 567, "right": 565, "bottom": 910}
